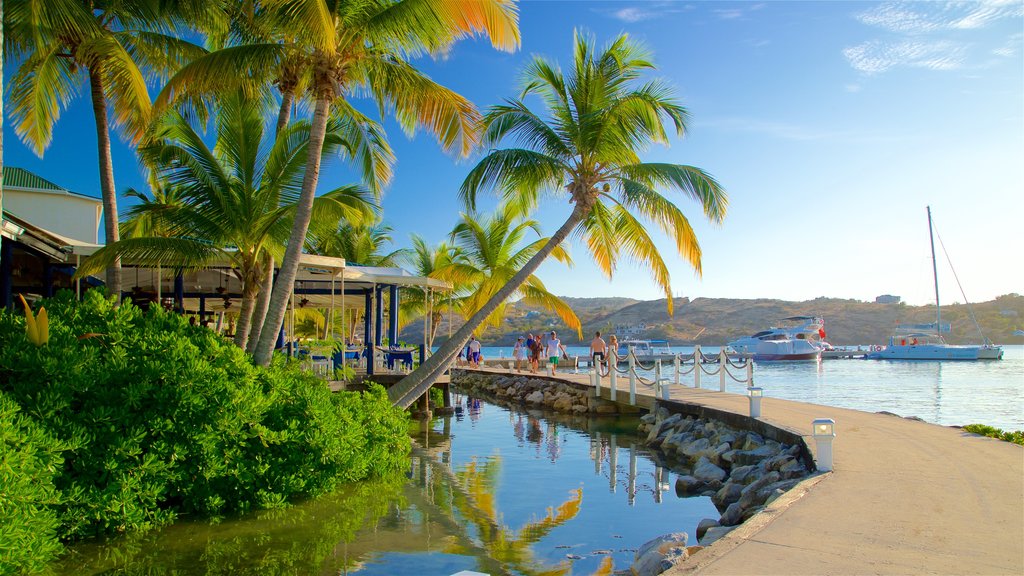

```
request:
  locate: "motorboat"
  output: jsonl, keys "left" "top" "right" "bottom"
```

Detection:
{"left": 727, "top": 316, "right": 826, "bottom": 361}
{"left": 867, "top": 207, "right": 1003, "bottom": 361}
{"left": 616, "top": 339, "right": 676, "bottom": 364}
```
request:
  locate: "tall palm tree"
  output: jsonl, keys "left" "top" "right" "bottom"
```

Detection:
{"left": 448, "top": 206, "right": 580, "bottom": 338}
{"left": 310, "top": 218, "right": 407, "bottom": 267}
{"left": 242, "top": 0, "right": 520, "bottom": 366}
{"left": 77, "top": 96, "right": 379, "bottom": 349}
{"left": 388, "top": 31, "right": 729, "bottom": 408}
{"left": 4, "top": 0, "right": 220, "bottom": 299}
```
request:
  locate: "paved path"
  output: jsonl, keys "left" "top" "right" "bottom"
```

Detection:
{"left": 470, "top": 368, "right": 1024, "bottom": 575}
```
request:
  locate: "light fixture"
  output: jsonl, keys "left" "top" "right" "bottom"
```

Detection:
{"left": 299, "top": 297, "right": 310, "bottom": 308}
{"left": 811, "top": 418, "right": 836, "bottom": 472}
{"left": 222, "top": 297, "right": 232, "bottom": 309}
{"left": 748, "top": 386, "right": 763, "bottom": 418}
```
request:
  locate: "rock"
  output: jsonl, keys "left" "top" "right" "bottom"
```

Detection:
{"left": 731, "top": 444, "right": 777, "bottom": 466}
{"left": 631, "top": 532, "right": 689, "bottom": 576}
{"left": 640, "top": 413, "right": 656, "bottom": 425}
{"left": 741, "top": 505, "right": 765, "bottom": 522}
{"left": 675, "top": 475, "right": 704, "bottom": 496}
{"left": 692, "top": 456, "right": 727, "bottom": 483}
{"left": 699, "top": 526, "right": 736, "bottom": 546}
{"left": 737, "top": 472, "right": 781, "bottom": 509}
{"left": 764, "top": 488, "right": 786, "bottom": 506}
{"left": 679, "top": 437, "right": 711, "bottom": 459}
{"left": 525, "top": 390, "right": 544, "bottom": 404}
{"left": 779, "top": 458, "right": 808, "bottom": 479}
{"left": 686, "top": 545, "right": 704, "bottom": 556}
{"left": 696, "top": 518, "right": 720, "bottom": 540}
{"left": 654, "top": 407, "right": 671, "bottom": 422}
{"left": 719, "top": 501, "right": 744, "bottom": 526}
{"left": 741, "top": 433, "right": 764, "bottom": 451}
{"left": 728, "top": 465, "right": 759, "bottom": 485}
{"left": 712, "top": 482, "right": 743, "bottom": 509}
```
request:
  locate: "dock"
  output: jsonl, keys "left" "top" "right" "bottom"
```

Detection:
{"left": 458, "top": 366, "right": 1023, "bottom": 575}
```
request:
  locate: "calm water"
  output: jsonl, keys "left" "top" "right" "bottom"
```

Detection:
{"left": 482, "top": 344, "right": 1024, "bottom": 431}
{"left": 52, "top": 402, "right": 718, "bottom": 575}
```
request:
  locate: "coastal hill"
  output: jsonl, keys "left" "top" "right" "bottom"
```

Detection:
{"left": 404, "top": 293, "right": 1024, "bottom": 347}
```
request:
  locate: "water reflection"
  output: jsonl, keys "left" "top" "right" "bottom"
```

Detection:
{"left": 50, "top": 398, "right": 718, "bottom": 576}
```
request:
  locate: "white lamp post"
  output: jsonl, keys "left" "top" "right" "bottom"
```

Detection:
{"left": 748, "top": 386, "right": 763, "bottom": 418}
{"left": 812, "top": 418, "right": 836, "bottom": 472}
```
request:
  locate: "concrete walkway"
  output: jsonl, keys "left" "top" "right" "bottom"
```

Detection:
{"left": 470, "top": 368, "right": 1024, "bottom": 575}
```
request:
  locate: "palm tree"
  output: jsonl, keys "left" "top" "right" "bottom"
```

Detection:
{"left": 4, "top": 0, "right": 220, "bottom": 299}
{"left": 399, "top": 235, "right": 465, "bottom": 350}
{"left": 310, "top": 218, "right": 408, "bottom": 267}
{"left": 77, "top": 95, "right": 378, "bottom": 349}
{"left": 242, "top": 0, "right": 520, "bottom": 366}
{"left": 388, "top": 31, "right": 728, "bottom": 408}
{"left": 448, "top": 206, "right": 580, "bottom": 338}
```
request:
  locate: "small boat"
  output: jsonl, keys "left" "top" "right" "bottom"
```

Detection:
{"left": 727, "top": 316, "right": 826, "bottom": 362}
{"left": 867, "top": 207, "right": 1003, "bottom": 361}
{"left": 617, "top": 339, "right": 676, "bottom": 364}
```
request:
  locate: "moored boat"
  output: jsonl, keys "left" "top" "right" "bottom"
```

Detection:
{"left": 727, "top": 316, "right": 825, "bottom": 362}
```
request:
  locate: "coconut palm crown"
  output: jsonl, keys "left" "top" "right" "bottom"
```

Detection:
{"left": 388, "top": 30, "right": 728, "bottom": 408}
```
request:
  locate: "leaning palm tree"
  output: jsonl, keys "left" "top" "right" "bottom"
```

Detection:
{"left": 77, "top": 96, "right": 378, "bottom": 349}
{"left": 388, "top": 31, "right": 728, "bottom": 408}
{"left": 4, "top": 0, "right": 220, "bottom": 299}
{"left": 448, "top": 206, "right": 580, "bottom": 338}
{"left": 241, "top": 0, "right": 520, "bottom": 366}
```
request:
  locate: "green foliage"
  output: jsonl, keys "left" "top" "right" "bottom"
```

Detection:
{"left": 962, "top": 424, "right": 1024, "bottom": 445}
{"left": 0, "top": 291, "right": 410, "bottom": 551}
{"left": 0, "top": 393, "right": 66, "bottom": 573}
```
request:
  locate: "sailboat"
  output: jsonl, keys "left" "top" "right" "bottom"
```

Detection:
{"left": 867, "top": 207, "right": 1003, "bottom": 361}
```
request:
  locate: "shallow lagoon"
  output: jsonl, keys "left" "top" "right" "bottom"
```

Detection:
{"left": 52, "top": 399, "right": 718, "bottom": 575}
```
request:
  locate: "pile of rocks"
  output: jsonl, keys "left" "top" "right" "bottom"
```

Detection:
{"left": 639, "top": 407, "right": 811, "bottom": 546}
{"left": 452, "top": 370, "right": 621, "bottom": 414}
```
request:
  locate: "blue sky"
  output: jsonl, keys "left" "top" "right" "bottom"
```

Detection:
{"left": 5, "top": 1, "right": 1022, "bottom": 306}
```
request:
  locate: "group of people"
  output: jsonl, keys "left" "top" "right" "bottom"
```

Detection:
{"left": 510, "top": 331, "right": 569, "bottom": 374}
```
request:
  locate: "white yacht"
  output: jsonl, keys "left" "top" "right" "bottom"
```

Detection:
{"left": 727, "top": 316, "right": 824, "bottom": 362}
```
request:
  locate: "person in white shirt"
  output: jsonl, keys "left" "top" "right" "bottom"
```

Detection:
{"left": 545, "top": 331, "right": 566, "bottom": 375}
{"left": 513, "top": 336, "right": 527, "bottom": 372}
{"left": 468, "top": 335, "right": 482, "bottom": 368}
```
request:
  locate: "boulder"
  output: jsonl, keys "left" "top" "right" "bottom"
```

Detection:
{"left": 731, "top": 444, "right": 777, "bottom": 466}
{"left": 719, "top": 502, "right": 744, "bottom": 526}
{"left": 524, "top": 390, "right": 544, "bottom": 404}
{"left": 698, "top": 526, "right": 736, "bottom": 546}
{"left": 679, "top": 437, "right": 712, "bottom": 460}
{"left": 692, "top": 457, "right": 727, "bottom": 483}
{"left": 728, "top": 465, "right": 760, "bottom": 485}
{"left": 631, "top": 532, "right": 689, "bottom": 576}
{"left": 674, "top": 475, "right": 704, "bottom": 496}
{"left": 741, "top": 433, "right": 765, "bottom": 451}
{"left": 712, "top": 482, "right": 744, "bottom": 509}
{"left": 695, "top": 519, "right": 720, "bottom": 541}
{"left": 778, "top": 459, "right": 808, "bottom": 480}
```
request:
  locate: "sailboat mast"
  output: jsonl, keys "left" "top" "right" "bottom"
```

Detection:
{"left": 927, "top": 206, "right": 940, "bottom": 337}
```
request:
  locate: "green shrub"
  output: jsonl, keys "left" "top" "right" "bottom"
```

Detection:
{"left": 0, "top": 290, "right": 410, "bottom": 548}
{"left": 0, "top": 393, "right": 65, "bottom": 574}
{"left": 962, "top": 424, "right": 1024, "bottom": 445}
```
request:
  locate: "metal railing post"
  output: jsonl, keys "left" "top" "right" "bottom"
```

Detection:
{"left": 654, "top": 359, "right": 662, "bottom": 399}
{"left": 746, "top": 360, "right": 754, "bottom": 388}
{"left": 609, "top": 358, "right": 618, "bottom": 401}
{"left": 694, "top": 344, "right": 702, "bottom": 389}
{"left": 719, "top": 349, "right": 728, "bottom": 392}
{"left": 674, "top": 354, "right": 681, "bottom": 388}
{"left": 628, "top": 347, "right": 637, "bottom": 406}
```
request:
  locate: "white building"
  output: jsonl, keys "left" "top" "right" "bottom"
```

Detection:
{"left": 3, "top": 167, "right": 102, "bottom": 244}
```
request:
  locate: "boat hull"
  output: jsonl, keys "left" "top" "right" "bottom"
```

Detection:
{"left": 753, "top": 351, "right": 821, "bottom": 362}
{"left": 866, "top": 344, "right": 981, "bottom": 360}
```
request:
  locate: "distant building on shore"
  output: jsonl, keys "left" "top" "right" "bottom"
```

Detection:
{"left": 875, "top": 294, "right": 901, "bottom": 304}
{"left": 614, "top": 322, "right": 648, "bottom": 338}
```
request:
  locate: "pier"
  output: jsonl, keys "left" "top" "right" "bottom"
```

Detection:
{"left": 456, "top": 366, "right": 1024, "bottom": 575}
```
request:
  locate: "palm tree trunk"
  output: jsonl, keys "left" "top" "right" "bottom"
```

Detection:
{"left": 246, "top": 255, "right": 274, "bottom": 355}
{"left": 276, "top": 89, "right": 295, "bottom": 135}
{"left": 234, "top": 279, "right": 259, "bottom": 349}
{"left": 253, "top": 96, "right": 332, "bottom": 366}
{"left": 388, "top": 203, "right": 588, "bottom": 409}
{"left": 89, "top": 66, "right": 122, "bottom": 301}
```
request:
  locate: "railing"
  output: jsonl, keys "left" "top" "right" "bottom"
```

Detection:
{"left": 588, "top": 344, "right": 754, "bottom": 405}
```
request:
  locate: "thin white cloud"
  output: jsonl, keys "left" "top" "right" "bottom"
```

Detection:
{"left": 614, "top": 7, "right": 655, "bottom": 23}
{"left": 844, "top": 40, "right": 967, "bottom": 74}
{"left": 845, "top": 1, "right": 1022, "bottom": 76}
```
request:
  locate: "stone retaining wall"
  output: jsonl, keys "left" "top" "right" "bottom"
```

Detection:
{"left": 451, "top": 370, "right": 815, "bottom": 576}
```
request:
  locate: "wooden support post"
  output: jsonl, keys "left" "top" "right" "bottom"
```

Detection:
{"left": 719, "top": 349, "right": 728, "bottom": 392}
{"left": 628, "top": 348, "right": 636, "bottom": 406}
{"left": 694, "top": 344, "right": 702, "bottom": 389}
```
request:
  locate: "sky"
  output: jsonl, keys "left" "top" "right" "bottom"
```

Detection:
{"left": 4, "top": 1, "right": 1023, "bottom": 307}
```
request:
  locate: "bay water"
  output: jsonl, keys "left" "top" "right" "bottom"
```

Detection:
{"left": 480, "top": 344, "right": 1024, "bottom": 431}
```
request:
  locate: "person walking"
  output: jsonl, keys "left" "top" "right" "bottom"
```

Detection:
{"left": 468, "top": 335, "right": 482, "bottom": 368}
{"left": 546, "top": 331, "right": 566, "bottom": 376}
{"left": 528, "top": 333, "right": 542, "bottom": 373}
{"left": 608, "top": 334, "right": 620, "bottom": 367}
{"left": 590, "top": 331, "right": 607, "bottom": 370}
{"left": 513, "top": 336, "right": 527, "bottom": 372}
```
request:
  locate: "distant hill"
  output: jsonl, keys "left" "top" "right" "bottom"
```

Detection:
{"left": 400, "top": 293, "right": 1024, "bottom": 347}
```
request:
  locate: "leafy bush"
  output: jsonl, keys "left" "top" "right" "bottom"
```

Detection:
{"left": 0, "top": 291, "right": 410, "bottom": 549}
{"left": 962, "top": 424, "right": 1024, "bottom": 445}
{"left": 0, "top": 393, "right": 65, "bottom": 573}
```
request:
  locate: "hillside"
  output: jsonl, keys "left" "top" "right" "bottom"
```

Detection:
{"left": 400, "top": 293, "right": 1024, "bottom": 347}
